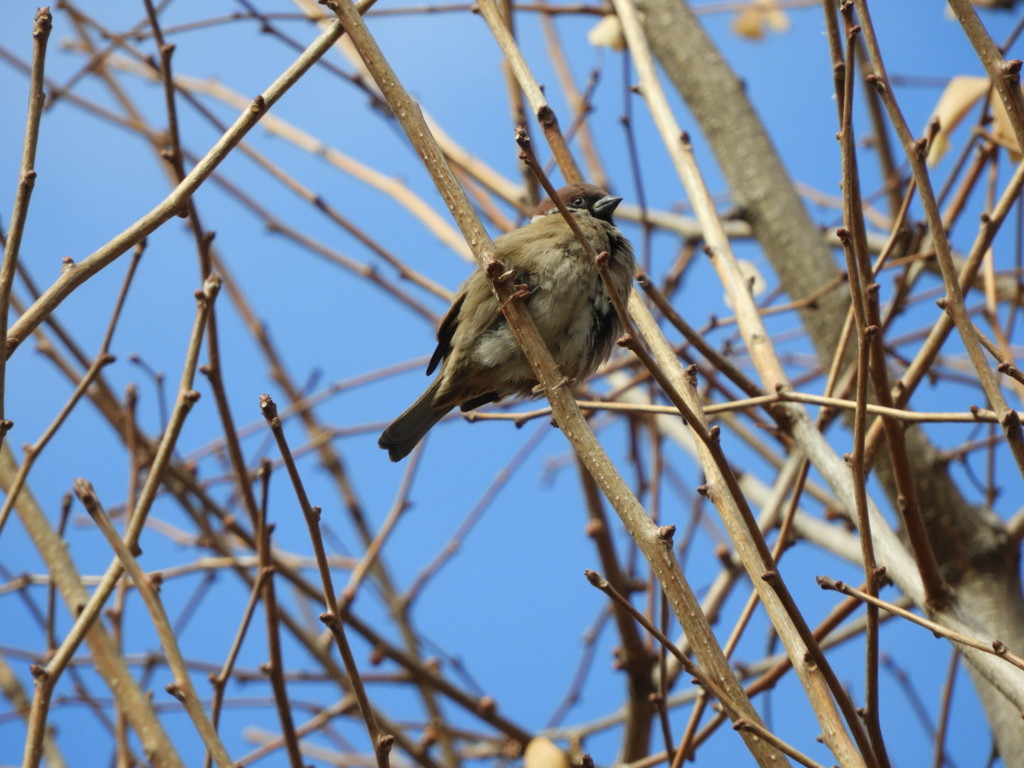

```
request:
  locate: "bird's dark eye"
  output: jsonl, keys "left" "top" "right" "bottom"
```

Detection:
{"left": 572, "top": 196, "right": 585, "bottom": 208}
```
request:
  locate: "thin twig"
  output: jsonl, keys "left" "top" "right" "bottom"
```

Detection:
{"left": 818, "top": 576, "right": 1024, "bottom": 672}
{"left": 75, "top": 480, "right": 234, "bottom": 767}
{"left": 260, "top": 394, "right": 393, "bottom": 767}
{"left": 0, "top": 8, "right": 52, "bottom": 452}
{"left": 254, "top": 461, "right": 304, "bottom": 767}
{"left": 6, "top": 15, "right": 352, "bottom": 354}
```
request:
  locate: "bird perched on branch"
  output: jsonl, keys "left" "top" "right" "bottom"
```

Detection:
{"left": 379, "top": 182, "right": 635, "bottom": 461}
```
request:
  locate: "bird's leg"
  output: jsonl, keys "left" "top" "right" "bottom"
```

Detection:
{"left": 511, "top": 266, "right": 536, "bottom": 300}
{"left": 531, "top": 372, "right": 576, "bottom": 395}
{"left": 498, "top": 277, "right": 536, "bottom": 310}
{"left": 489, "top": 260, "right": 535, "bottom": 309}
{"left": 487, "top": 259, "right": 516, "bottom": 283}
{"left": 512, "top": 282, "right": 534, "bottom": 299}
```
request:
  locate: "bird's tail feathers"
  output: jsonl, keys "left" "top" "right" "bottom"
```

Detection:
{"left": 378, "top": 380, "right": 451, "bottom": 462}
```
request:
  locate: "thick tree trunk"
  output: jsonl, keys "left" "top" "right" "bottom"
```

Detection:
{"left": 636, "top": 0, "right": 1024, "bottom": 758}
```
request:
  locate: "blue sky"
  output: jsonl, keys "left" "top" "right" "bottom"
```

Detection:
{"left": 0, "top": 1, "right": 1021, "bottom": 766}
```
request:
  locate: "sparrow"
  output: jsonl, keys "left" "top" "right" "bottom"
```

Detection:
{"left": 379, "top": 182, "right": 635, "bottom": 461}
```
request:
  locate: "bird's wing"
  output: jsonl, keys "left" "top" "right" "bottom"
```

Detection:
{"left": 427, "top": 291, "right": 466, "bottom": 375}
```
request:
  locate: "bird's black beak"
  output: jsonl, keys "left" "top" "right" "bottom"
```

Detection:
{"left": 592, "top": 194, "right": 622, "bottom": 222}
